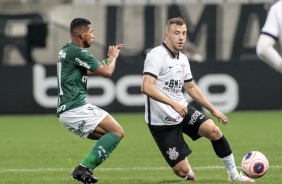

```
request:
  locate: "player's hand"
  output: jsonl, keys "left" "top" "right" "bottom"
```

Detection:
{"left": 171, "top": 101, "right": 188, "bottom": 117}
{"left": 211, "top": 109, "right": 228, "bottom": 125}
{"left": 107, "top": 44, "right": 123, "bottom": 58}
{"left": 115, "top": 44, "right": 123, "bottom": 50}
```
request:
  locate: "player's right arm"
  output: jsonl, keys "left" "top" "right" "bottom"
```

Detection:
{"left": 141, "top": 73, "right": 188, "bottom": 117}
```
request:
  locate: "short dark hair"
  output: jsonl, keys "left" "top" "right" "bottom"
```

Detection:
{"left": 70, "top": 18, "right": 91, "bottom": 36}
{"left": 166, "top": 17, "right": 186, "bottom": 31}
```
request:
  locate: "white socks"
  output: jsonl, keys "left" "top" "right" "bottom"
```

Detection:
{"left": 221, "top": 153, "right": 238, "bottom": 175}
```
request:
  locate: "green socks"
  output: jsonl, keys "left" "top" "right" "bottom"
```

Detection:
{"left": 81, "top": 132, "right": 121, "bottom": 170}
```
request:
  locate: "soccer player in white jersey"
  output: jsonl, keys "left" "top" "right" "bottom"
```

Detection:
{"left": 257, "top": 0, "right": 282, "bottom": 74}
{"left": 141, "top": 17, "right": 255, "bottom": 182}
{"left": 57, "top": 18, "right": 124, "bottom": 184}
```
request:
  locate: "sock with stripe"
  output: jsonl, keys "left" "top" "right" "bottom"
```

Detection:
{"left": 81, "top": 132, "right": 121, "bottom": 170}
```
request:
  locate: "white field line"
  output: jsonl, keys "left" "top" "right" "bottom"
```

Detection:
{"left": 0, "top": 166, "right": 281, "bottom": 172}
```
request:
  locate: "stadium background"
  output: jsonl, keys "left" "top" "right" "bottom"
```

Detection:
{"left": 0, "top": 0, "right": 281, "bottom": 114}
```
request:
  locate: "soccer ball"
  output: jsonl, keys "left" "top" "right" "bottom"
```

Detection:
{"left": 241, "top": 151, "right": 269, "bottom": 178}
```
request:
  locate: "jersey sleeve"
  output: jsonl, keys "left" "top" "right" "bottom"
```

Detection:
{"left": 143, "top": 51, "right": 163, "bottom": 79}
{"left": 67, "top": 47, "right": 101, "bottom": 71}
{"left": 261, "top": 3, "right": 280, "bottom": 40}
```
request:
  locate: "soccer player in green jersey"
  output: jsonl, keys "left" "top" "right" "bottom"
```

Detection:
{"left": 57, "top": 18, "right": 124, "bottom": 184}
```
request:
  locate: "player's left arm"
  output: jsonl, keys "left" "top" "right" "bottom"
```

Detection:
{"left": 183, "top": 81, "right": 228, "bottom": 124}
{"left": 87, "top": 44, "right": 123, "bottom": 77}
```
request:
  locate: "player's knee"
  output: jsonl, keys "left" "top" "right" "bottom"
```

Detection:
{"left": 173, "top": 167, "right": 188, "bottom": 178}
{"left": 208, "top": 125, "right": 222, "bottom": 141}
{"left": 114, "top": 126, "right": 124, "bottom": 140}
{"left": 172, "top": 161, "right": 189, "bottom": 178}
{"left": 119, "top": 128, "right": 125, "bottom": 139}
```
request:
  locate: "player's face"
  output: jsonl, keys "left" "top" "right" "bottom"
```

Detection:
{"left": 82, "top": 25, "right": 94, "bottom": 48}
{"left": 165, "top": 24, "right": 187, "bottom": 53}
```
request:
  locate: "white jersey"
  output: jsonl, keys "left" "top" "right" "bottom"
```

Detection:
{"left": 143, "top": 43, "right": 193, "bottom": 126}
{"left": 261, "top": 0, "right": 282, "bottom": 49}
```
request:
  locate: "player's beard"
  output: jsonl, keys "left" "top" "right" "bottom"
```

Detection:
{"left": 83, "top": 40, "right": 91, "bottom": 48}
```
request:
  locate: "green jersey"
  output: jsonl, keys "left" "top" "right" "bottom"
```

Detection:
{"left": 57, "top": 43, "right": 101, "bottom": 117}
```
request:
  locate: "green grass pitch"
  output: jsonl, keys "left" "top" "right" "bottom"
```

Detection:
{"left": 0, "top": 111, "right": 281, "bottom": 183}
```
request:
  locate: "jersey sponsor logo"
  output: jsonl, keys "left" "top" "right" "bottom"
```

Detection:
{"left": 78, "top": 120, "right": 86, "bottom": 131}
{"left": 166, "top": 147, "right": 179, "bottom": 160}
{"left": 189, "top": 110, "right": 203, "bottom": 124}
{"left": 75, "top": 58, "right": 90, "bottom": 69}
{"left": 163, "top": 79, "right": 183, "bottom": 93}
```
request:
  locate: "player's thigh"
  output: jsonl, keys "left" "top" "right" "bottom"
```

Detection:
{"left": 93, "top": 114, "right": 124, "bottom": 139}
{"left": 148, "top": 124, "right": 191, "bottom": 167}
{"left": 198, "top": 119, "right": 222, "bottom": 140}
{"left": 181, "top": 105, "right": 210, "bottom": 140}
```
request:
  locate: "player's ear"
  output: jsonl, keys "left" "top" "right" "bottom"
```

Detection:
{"left": 79, "top": 32, "right": 84, "bottom": 39}
{"left": 164, "top": 31, "right": 168, "bottom": 37}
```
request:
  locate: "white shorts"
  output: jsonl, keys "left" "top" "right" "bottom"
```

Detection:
{"left": 59, "top": 103, "right": 108, "bottom": 138}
